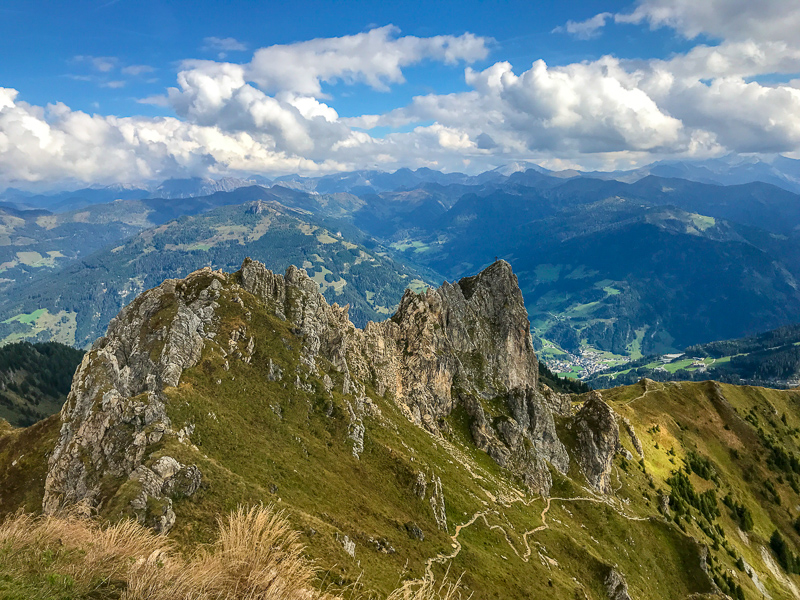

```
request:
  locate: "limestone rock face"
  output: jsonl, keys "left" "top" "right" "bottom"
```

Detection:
{"left": 574, "top": 391, "right": 621, "bottom": 494}
{"left": 605, "top": 568, "right": 633, "bottom": 600}
{"left": 43, "top": 258, "right": 580, "bottom": 525}
{"left": 239, "top": 258, "right": 568, "bottom": 495}
{"left": 42, "top": 269, "right": 219, "bottom": 517}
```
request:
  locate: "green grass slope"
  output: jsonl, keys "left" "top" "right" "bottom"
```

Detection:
{"left": 85, "top": 278, "right": 716, "bottom": 599}
{"left": 4, "top": 272, "right": 800, "bottom": 597}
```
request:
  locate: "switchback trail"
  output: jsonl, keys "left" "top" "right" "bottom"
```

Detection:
{"left": 422, "top": 492, "right": 648, "bottom": 580}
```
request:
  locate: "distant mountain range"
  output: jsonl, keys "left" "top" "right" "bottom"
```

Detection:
{"left": 5, "top": 154, "right": 800, "bottom": 212}
{"left": 3, "top": 162, "right": 800, "bottom": 377}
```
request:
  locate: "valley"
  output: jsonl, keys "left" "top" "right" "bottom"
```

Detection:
{"left": 5, "top": 168, "right": 800, "bottom": 372}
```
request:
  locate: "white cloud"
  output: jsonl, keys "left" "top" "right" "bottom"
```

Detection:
{"left": 74, "top": 55, "right": 118, "bottom": 73}
{"left": 136, "top": 95, "right": 170, "bottom": 107}
{"left": 553, "top": 12, "right": 613, "bottom": 39}
{"left": 560, "top": 0, "right": 800, "bottom": 45}
{"left": 615, "top": 0, "right": 800, "bottom": 43}
{"left": 203, "top": 36, "right": 247, "bottom": 52}
{"left": 247, "top": 25, "right": 490, "bottom": 95}
{"left": 0, "top": 87, "right": 346, "bottom": 185}
{"left": 6, "top": 15, "right": 800, "bottom": 186}
{"left": 102, "top": 80, "right": 126, "bottom": 89}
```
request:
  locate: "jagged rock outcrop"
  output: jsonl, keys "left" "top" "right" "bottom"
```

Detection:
{"left": 43, "top": 257, "right": 576, "bottom": 525}
{"left": 129, "top": 456, "right": 202, "bottom": 532}
{"left": 540, "top": 384, "right": 573, "bottom": 417}
{"left": 605, "top": 568, "right": 633, "bottom": 600}
{"left": 43, "top": 270, "right": 223, "bottom": 519}
{"left": 620, "top": 416, "right": 644, "bottom": 458}
{"left": 574, "top": 391, "right": 621, "bottom": 494}
{"left": 239, "top": 258, "right": 568, "bottom": 495}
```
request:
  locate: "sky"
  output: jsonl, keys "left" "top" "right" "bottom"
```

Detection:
{"left": 1, "top": 0, "right": 800, "bottom": 187}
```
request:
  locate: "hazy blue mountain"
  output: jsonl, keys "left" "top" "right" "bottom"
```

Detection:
{"left": 150, "top": 176, "right": 267, "bottom": 199}
{"left": 380, "top": 183, "right": 800, "bottom": 358}
{"left": 0, "top": 183, "right": 150, "bottom": 212}
{"left": 0, "top": 199, "right": 432, "bottom": 347}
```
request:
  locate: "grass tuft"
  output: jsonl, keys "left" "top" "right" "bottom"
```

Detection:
{"left": 0, "top": 504, "right": 459, "bottom": 600}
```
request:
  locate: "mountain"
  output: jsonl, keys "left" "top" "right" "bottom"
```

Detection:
{"left": 588, "top": 323, "right": 800, "bottom": 389}
{"left": 8, "top": 169, "right": 800, "bottom": 378}
{"left": 0, "top": 183, "right": 151, "bottom": 212}
{"left": 2, "top": 259, "right": 800, "bottom": 598}
{"left": 0, "top": 202, "right": 154, "bottom": 300}
{"left": 382, "top": 187, "right": 800, "bottom": 363}
{"left": 595, "top": 155, "right": 800, "bottom": 195}
{"left": 0, "top": 341, "right": 83, "bottom": 427}
{"left": 0, "top": 200, "right": 431, "bottom": 347}
{"left": 151, "top": 176, "right": 269, "bottom": 199}
{"left": 0, "top": 185, "right": 371, "bottom": 322}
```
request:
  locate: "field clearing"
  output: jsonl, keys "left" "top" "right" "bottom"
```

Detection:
{"left": 316, "top": 232, "right": 338, "bottom": 244}
{"left": 627, "top": 327, "right": 647, "bottom": 360}
{"left": 310, "top": 265, "right": 347, "bottom": 294}
{"left": 390, "top": 240, "right": 430, "bottom": 252}
{"left": 663, "top": 359, "right": 694, "bottom": 373}
{"left": 1, "top": 308, "right": 77, "bottom": 345}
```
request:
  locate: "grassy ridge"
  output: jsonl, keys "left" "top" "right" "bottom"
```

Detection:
{"left": 3, "top": 276, "right": 800, "bottom": 597}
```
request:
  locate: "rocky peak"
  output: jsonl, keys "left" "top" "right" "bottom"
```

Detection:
{"left": 43, "top": 268, "right": 225, "bottom": 515}
{"left": 574, "top": 391, "right": 621, "bottom": 494}
{"left": 42, "top": 258, "right": 577, "bottom": 525}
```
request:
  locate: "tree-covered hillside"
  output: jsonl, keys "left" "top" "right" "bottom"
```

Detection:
{"left": 588, "top": 324, "right": 800, "bottom": 389}
{"left": 0, "top": 341, "right": 83, "bottom": 426}
{"left": 0, "top": 200, "right": 432, "bottom": 347}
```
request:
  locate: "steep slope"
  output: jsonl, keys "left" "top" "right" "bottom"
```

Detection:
{"left": 2, "top": 259, "right": 799, "bottom": 597}
{"left": 0, "top": 201, "right": 430, "bottom": 346}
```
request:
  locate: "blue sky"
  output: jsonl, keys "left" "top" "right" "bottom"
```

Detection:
{"left": 2, "top": 0, "right": 697, "bottom": 118}
{"left": 1, "top": 0, "right": 799, "bottom": 186}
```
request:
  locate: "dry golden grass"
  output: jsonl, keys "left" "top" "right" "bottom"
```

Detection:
{"left": 386, "top": 576, "right": 466, "bottom": 600}
{"left": 0, "top": 504, "right": 460, "bottom": 600}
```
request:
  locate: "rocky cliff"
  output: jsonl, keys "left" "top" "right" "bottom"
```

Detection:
{"left": 13, "top": 258, "right": 796, "bottom": 599}
{"left": 44, "top": 259, "right": 585, "bottom": 522}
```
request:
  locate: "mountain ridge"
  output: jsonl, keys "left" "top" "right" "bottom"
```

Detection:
{"left": 3, "top": 259, "right": 800, "bottom": 598}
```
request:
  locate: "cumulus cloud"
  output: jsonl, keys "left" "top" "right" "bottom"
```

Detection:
{"left": 247, "top": 25, "right": 490, "bottom": 95}
{"left": 0, "top": 87, "right": 345, "bottom": 185}
{"left": 351, "top": 57, "right": 687, "bottom": 156}
{"left": 5, "top": 13, "right": 800, "bottom": 186}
